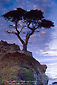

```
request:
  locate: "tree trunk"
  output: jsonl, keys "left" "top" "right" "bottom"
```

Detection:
{"left": 23, "top": 43, "right": 27, "bottom": 51}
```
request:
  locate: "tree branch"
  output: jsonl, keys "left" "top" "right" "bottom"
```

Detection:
{"left": 26, "top": 30, "right": 34, "bottom": 44}
{"left": 28, "top": 23, "right": 33, "bottom": 30}
{"left": 28, "top": 22, "right": 39, "bottom": 31}
{"left": 9, "top": 25, "right": 15, "bottom": 28}
{"left": 16, "top": 33, "right": 24, "bottom": 44}
{"left": 5, "top": 30, "right": 17, "bottom": 34}
{"left": 15, "top": 21, "right": 20, "bottom": 34}
{"left": 14, "top": 21, "right": 24, "bottom": 44}
{"left": 6, "top": 30, "right": 24, "bottom": 45}
{"left": 19, "top": 25, "right": 26, "bottom": 33}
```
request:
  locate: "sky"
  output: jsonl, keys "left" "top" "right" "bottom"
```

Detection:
{"left": 0, "top": 0, "right": 57, "bottom": 63}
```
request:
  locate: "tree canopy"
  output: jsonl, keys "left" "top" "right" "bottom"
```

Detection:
{"left": 2, "top": 8, "right": 54, "bottom": 51}
{"left": 3, "top": 8, "right": 26, "bottom": 22}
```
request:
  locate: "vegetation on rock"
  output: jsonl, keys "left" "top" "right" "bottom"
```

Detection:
{"left": 0, "top": 40, "right": 48, "bottom": 85}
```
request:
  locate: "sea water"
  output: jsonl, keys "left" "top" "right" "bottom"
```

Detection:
{"left": 45, "top": 63, "right": 57, "bottom": 85}
{"left": 35, "top": 56, "right": 57, "bottom": 85}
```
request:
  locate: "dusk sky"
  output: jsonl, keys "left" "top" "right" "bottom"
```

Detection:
{"left": 0, "top": 0, "right": 57, "bottom": 63}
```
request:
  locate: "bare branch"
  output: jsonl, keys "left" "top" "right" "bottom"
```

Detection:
{"left": 28, "top": 22, "right": 39, "bottom": 31}
{"left": 15, "top": 21, "right": 20, "bottom": 34}
{"left": 35, "top": 30, "right": 39, "bottom": 32}
{"left": 26, "top": 30, "right": 34, "bottom": 44}
{"left": 16, "top": 28, "right": 20, "bottom": 34}
{"left": 19, "top": 27, "right": 24, "bottom": 33}
{"left": 28, "top": 23, "right": 33, "bottom": 30}
{"left": 16, "top": 33, "right": 24, "bottom": 44}
{"left": 19, "top": 25, "right": 27, "bottom": 34}
{"left": 5, "top": 30, "right": 17, "bottom": 34}
{"left": 6, "top": 30, "right": 24, "bottom": 44}
{"left": 9, "top": 25, "right": 15, "bottom": 28}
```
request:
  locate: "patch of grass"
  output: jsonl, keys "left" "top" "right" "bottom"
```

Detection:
{"left": 22, "top": 68, "right": 34, "bottom": 81}
{"left": 0, "top": 66, "right": 20, "bottom": 83}
{"left": 0, "top": 52, "right": 41, "bottom": 85}
{"left": 0, "top": 65, "right": 34, "bottom": 85}
{"left": 21, "top": 68, "right": 35, "bottom": 85}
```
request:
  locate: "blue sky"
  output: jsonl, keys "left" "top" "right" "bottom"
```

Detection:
{"left": 0, "top": 0, "right": 57, "bottom": 63}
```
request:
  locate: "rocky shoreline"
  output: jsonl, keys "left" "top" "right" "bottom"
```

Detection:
{"left": 0, "top": 40, "right": 48, "bottom": 85}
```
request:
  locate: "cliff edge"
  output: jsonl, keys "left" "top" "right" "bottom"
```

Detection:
{"left": 0, "top": 40, "right": 48, "bottom": 85}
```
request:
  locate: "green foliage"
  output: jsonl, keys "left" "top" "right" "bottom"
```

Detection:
{"left": 0, "top": 64, "right": 34, "bottom": 84}
{"left": 21, "top": 68, "right": 34, "bottom": 81}
{"left": 0, "top": 53, "right": 42, "bottom": 85}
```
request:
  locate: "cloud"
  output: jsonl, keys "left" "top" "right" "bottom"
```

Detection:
{"left": 33, "top": 5, "right": 38, "bottom": 9}
{"left": 0, "top": 0, "right": 56, "bottom": 58}
{"left": 44, "top": 57, "right": 57, "bottom": 61}
{"left": 41, "top": 49, "right": 57, "bottom": 56}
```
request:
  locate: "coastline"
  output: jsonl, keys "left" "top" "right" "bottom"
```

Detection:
{"left": 41, "top": 62, "right": 57, "bottom": 85}
{"left": 48, "top": 78, "right": 57, "bottom": 85}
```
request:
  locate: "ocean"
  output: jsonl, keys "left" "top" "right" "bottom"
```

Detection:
{"left": 34, "top": 55, "right": 57, "bottom": 85}
{"left": 45, "top": 63, "right": 57, "bottom": 85}
{"left": 41, "top": 62, "right": 57, "bottom": 85}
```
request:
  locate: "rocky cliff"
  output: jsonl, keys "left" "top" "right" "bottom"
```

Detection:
{"left": 0, "top": 40, "right": 48, "bottom": 85}
{"left": 0, "top": 40, "right": 20, "bottom": 58}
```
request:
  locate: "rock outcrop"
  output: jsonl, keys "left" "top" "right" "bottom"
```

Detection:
{"left": 0, "top": 40, "right": 48, "bottom": 85}
{"left": 0, "top": 40, "right": 20, "bottom": 57}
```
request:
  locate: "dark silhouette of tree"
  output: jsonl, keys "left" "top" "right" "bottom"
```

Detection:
{"left": 2, "top": 8, "right": 54, "bottom": 51}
